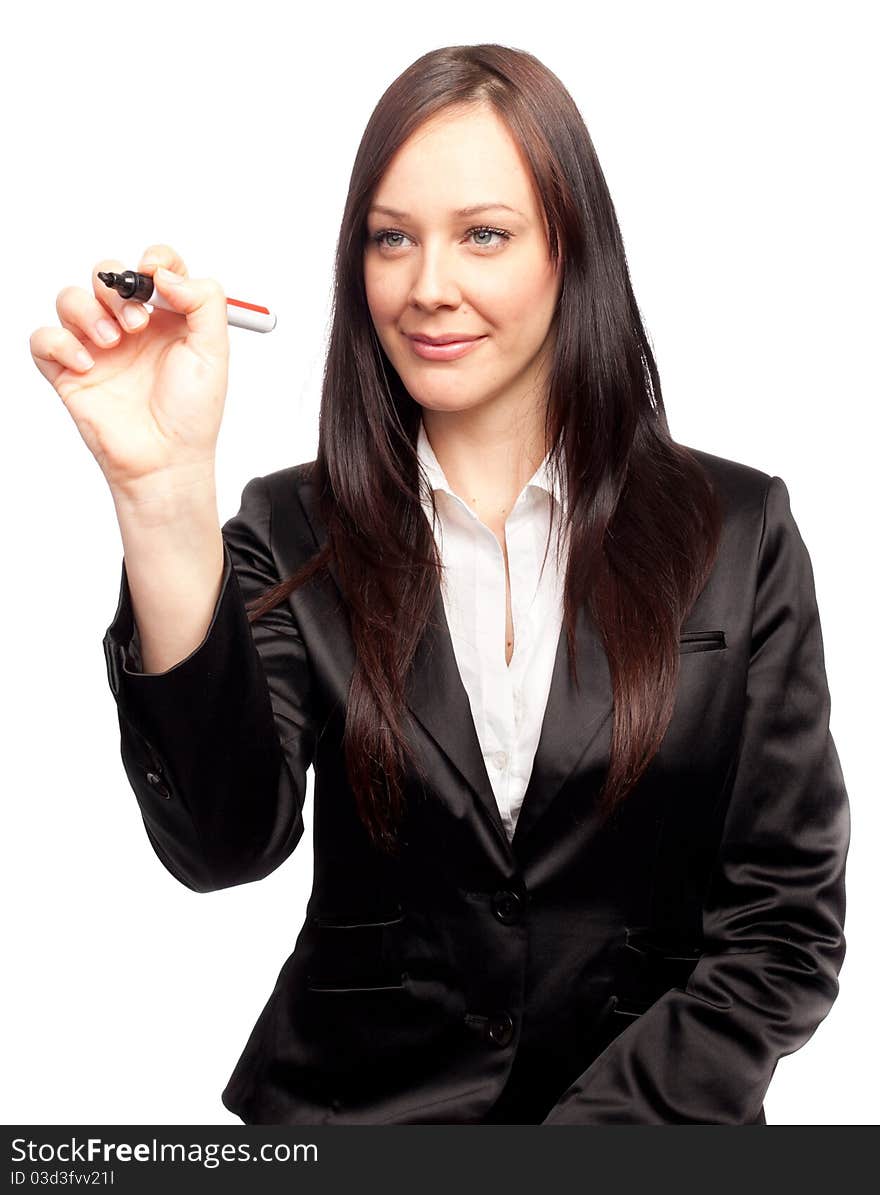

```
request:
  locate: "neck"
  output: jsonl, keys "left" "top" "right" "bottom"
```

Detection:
{"left": 421, "top": 402, "right": 549, "bottom": 521}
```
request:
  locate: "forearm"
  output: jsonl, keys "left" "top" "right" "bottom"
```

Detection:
{"left": 111, "top": 468, "right": 224, "bottom": 675}
{"left": 103, "top": 473, "right": 317, "bottom": 892}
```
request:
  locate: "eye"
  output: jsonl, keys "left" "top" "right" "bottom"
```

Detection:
{"left": 369, "top": 225, "right": 512, "bottom": 253}
{"left": 468, "top": 227, "right": 510, "bottom": 248}
{"left": 371, "top": 229, "right": 409, "bottom": 250}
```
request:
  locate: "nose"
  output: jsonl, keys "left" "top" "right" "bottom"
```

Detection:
{"left": 406, "top": 242, "right": 463, "bottom": 310}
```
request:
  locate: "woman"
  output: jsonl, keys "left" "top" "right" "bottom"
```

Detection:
{"left": 30, "top": 44, "right": 849, "bottom": 1125}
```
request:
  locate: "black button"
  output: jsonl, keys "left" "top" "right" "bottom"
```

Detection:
{"left": 146, "top": 771, "right": 171, "bottom": 799}
{"left": 486, "top": 1012, "right": 514, "bottom": 1047}
{"left": 491, "top": 889, "right": 523, "bottom": 924}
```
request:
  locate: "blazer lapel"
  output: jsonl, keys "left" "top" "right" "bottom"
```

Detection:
{"left": 405, "top": 582, "right": 510, "bottom": 849}
{"left": 511, "top": 601, "right": 613, "bottom": 850}
{"left": 294, "top": 473, "right": 613, "bottom": 859}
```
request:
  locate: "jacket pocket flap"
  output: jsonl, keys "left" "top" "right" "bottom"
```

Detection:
{"left": 678, "top": 630, "right": 726, "bottom": 653}
{"left": 305, "top": 911, "right": 404, "bottom": 990}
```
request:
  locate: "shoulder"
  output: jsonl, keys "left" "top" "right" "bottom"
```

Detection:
{"left": 235, "top": 461, "right": 323, "bottom": 563}
{"left": 685, "top": 444, "right": 772, "bottom": 501}
{"left": 682, "top": 444, "right": 777, "bottom": 531}
{"left": 682, "top": 448, "right": 813, "bottom": 588}
{"left": 255, "top": 460, "right": 317, "bottom": 498}
{"left": 237, "top": 461, "right": 318, "bottom": 522}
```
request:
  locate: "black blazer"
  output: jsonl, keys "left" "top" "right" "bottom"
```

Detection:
{"left": 102, "top": 448, "right": 850, "bottom": 1125}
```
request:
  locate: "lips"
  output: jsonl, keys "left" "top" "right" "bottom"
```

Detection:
{"left": 407, "top": 335, "right": 486, "bottom": 361}
{"left": 407, "top": 333, "right": 483, "bottom": 345}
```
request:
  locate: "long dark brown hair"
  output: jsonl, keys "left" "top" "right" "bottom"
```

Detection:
{"left": 246, "top": 43, "right": 722, "bottom": 855}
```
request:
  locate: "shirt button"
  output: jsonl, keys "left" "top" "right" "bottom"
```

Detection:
{"left": 493, "top": 751, "right": 508, "bottom": 770}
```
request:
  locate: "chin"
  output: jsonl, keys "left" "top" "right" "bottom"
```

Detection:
{"left": 409, "top": 394, "right": 490, "bottom": 414}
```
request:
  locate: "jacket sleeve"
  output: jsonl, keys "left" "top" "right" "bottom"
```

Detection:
{"left": 102, "top": 474, "right": 317, "bottom": 894}
{"left": 542, "top": 475, "right": 851, "bottom": 1124}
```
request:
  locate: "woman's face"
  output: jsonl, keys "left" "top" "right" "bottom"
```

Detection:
{"left": 364, "top": 104, "right": 563, "bottom": 421}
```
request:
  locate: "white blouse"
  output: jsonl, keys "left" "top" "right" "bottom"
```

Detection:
{"left": 416, "top": 418, "right": 569, "bottom": 843}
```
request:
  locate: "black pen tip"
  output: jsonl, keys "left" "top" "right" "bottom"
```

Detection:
{"left": 97, "top": 271, "right": 117, "bottom": 286}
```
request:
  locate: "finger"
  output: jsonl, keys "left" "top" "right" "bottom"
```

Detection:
{"left": 56, "top": 283, "right": 127, "bottom": 351}
{"left": 149, "top": 268, "right": 229, "bottom": 362}
{"left": 137, "top": 243, "right": 190, "bottom": 278}
{"left": 30, "top": 325, "right": 97, "bottom": 389}
{"left": 91, "top": 257, "right": 151, "bottom": 333}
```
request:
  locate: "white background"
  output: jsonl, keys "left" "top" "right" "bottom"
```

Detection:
{"left": 3, "top": 0, "right": 875, "bottom": 1125}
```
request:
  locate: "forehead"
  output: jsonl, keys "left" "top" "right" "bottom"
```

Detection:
{"left": 371, "top": 106, "right": 538, "bottom": 219}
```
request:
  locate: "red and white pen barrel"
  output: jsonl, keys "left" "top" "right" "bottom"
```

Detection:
{"left": 146, "top": 288, "right": 277, "bottom": 333}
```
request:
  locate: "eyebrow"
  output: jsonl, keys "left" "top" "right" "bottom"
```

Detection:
{"left": 368, "top": 202, "right": 526, "bottom": 220}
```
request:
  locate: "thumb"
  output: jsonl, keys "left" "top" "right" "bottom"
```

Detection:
{"left": 152, "top": 266, "right": 228, "bottom": 360}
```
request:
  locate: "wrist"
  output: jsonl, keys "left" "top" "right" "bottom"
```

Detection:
{"left": 110, "top": 464, "right": 218, "bottom": 529}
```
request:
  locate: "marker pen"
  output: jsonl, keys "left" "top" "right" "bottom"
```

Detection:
{"left": 97, "top": 269, "right": 277, "bottom": 333}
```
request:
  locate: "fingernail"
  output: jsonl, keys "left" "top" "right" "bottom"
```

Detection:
{"left": 121, "top": 305, "right": 148, "bottom": 329}
{"left": 76, "top": 349, "right": 95, "bottom": 369}
{"left": 95, "top": 318, "right": 120, "bottom": 344}
{"left": 157, "top": 266, "right": 186, "bottom": 285}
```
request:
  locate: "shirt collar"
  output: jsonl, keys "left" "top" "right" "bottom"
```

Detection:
{"left": 416, "top": 416, "right": 566, "bottom": 513}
